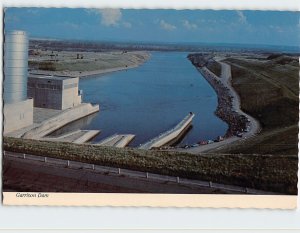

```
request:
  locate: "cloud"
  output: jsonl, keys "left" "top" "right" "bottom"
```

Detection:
{"left": 269, "top": 25, "right": 284, "bottom": 33}
{"left": 86, "top": 9, "right": 132, "bottom": 28}
{"left": 199, "top": 19, "right": 219, "bottom": 24}
{"left": 122, "top": 22, "right": 132, "bottom": 28}
{"left": 237, "top": 11, "right": 247, "bottom": 24}
{"left": 4, "top": 15, "right": 19, "bottom": 23}
{"left": 159, "top": 20, "right": 176, "bottom": 31}
{"left": 99, "top": 9, "right": 122, "bottom": 26}
{"left": 86, "top": 9, "right": 122, "bottom": 27}
{"left": 62, "top": 22, "right": 80, "bottom": 30}
{"left": 26, "top": 9, "right": 40, "bottom": 15}
{"left": 182, "top": 20, "right": 198, "bottom": 30}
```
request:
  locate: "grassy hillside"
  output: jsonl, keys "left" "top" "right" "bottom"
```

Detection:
{"left": 3, "top": 137, "right": 298, "bottom": 194}
{"left": 218, "top": 55, "right": 298, "bottom": 155}
{"left": 207, "top": 60, "right": 222, "bottom": 77}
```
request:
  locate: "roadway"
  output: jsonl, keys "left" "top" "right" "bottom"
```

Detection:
{"left": 3, "top": 151, "right": 276, "bottom": 195}
{"left": 218, "top": 61, "right": 260, "bottom": 138}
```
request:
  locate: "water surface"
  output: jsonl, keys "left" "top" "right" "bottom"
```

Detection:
{"left": 53, "top": 52, "right": 228, "bottom": 146}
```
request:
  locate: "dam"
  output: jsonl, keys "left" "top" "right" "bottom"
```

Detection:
{"left": 43, "top": 130, "right": 100, "bottom": 144}
{"left": 139, "top": 112, "right": 195, "bottom": 150}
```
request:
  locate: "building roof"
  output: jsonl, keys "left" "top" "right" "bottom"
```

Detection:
{"left": 6, "top": 30, "right": 27, "bottom": 36}
{"left": 28, "top": 73, "right": 74, "bottom": 81}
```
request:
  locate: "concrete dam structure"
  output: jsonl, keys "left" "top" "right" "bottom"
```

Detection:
{"left": 96, "top": 134, "right": 135, "bottom": 148}
{"left": 28, "top": 74, "right": 82, "bottom": 110}
{"left": 22, "top": 103, "right": 99, "bottom": 140}
{"left": 3, "top": 30, "right": 100, "bottom": 140}
{"left": 139, "top": 112, "right": 195, "bottom": 150}
{"left": 43, "top": 130, "right": 100, "bottom": 144}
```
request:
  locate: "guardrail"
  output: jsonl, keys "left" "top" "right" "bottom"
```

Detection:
{"left": 3, "top": 151, "right": 277, "bottom": 195}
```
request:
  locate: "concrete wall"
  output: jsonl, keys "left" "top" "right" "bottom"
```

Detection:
{"left": 23, "top": 103, "right": 99, "bottom": 139}
{"left": 28, "top": 77, "right": 63, "bottom": 109}
{"left": 61, "top": 77, "right": 81, "bottom": 109}
{"left": 139, "top": 113, "right": 194, "bottom": 149}
{"left": 151, "top": 120, "right": 191, "bottom": 148}
{"left": 3, "top": 99, "right": 34, "bottom": 134}
{"left": 28, "top": 76, "right": 81, "bottom": 110}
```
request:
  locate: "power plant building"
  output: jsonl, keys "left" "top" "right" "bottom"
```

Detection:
{"left": 3, "top": 31, "right": 33, "bottom": 134}
{"left": 27, "top": 75, "right": 82, "bottom": 110}
{"left": 3, "top": 30, "right": 98, "bottom": 137}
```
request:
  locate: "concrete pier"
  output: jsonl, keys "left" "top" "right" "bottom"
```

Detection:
{"left": 43, "top": 130, "right": 100, "bottom": 143}
{"left": 73, "top": 130, "right": 100, "bottom": 144}
{"left": 139, "top": 113, "right": 195, "bottom": 150}
{"left": 22, "top": 103, "right": 99, "bottom": 139}
{"left": 96, "top": 134, "right": 135, "bottom": 148}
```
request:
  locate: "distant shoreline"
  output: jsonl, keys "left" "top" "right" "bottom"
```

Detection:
{"left": 29, "top": 63, "right": 143, "bottom": 79}
{"left": 30, "top": 39, "right": 300, "bottom": 54}
{"left": 29, "top": 51, "right": 150, "bottom": 79}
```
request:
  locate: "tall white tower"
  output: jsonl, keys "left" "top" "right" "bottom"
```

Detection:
{"left": 3, "top": 30, "right": 33, "bottom": 135}
{"left": 4, "top": 30, "right": 29, "bottom": 104}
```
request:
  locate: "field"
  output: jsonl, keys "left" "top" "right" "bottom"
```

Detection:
{"left": 215, "top": 54, "right": 299, "bottom": 155}
{"left": 206, "top": 59, "right": 222, "bottom": 77}
{"left": 4, "top": 137, "right": 298, "bottom": 194}
{"left": 28, "top": 49, "right": 150, "bottom": 75}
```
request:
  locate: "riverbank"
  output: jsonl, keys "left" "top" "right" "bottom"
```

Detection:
{"left": 29, "top": 50, "right": 150, "bottom": 78}
{"left": 180, "top": 52, "right": 298, "bottom": 155}
{"left": 198, "top": 66, "right": 250, "bottom": 137}
{"left": 173, "top": 54, "right": 260, "bottom": 153}
{"left": 29, "top": 63, "right": 144, "bottom": 78}
{"left": 215, "top": 54, "right": 298, "bottom": 155}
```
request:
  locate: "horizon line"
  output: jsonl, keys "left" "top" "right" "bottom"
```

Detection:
{"left": 28, "top": 36, "right": 300, "bottom": 50}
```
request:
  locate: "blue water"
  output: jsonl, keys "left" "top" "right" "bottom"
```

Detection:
{"left": 53, "top": 52, "right": 228, "bottom": 146}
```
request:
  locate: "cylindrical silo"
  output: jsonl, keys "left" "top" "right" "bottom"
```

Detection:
{"left": 4, "top": 30, "right": 29, "bottom": 104}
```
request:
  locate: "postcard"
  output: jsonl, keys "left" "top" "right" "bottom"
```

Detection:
{"left": 2, "top": 5, "right": 299, "bottom": 208}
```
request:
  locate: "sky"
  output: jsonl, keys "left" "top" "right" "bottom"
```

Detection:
{"left": 4, "top": 8, "right": 300, "bottom": 47}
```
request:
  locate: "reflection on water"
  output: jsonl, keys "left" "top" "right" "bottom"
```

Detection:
{"left": 52, "top": 52, "right": 228, "bottom": 146}
{"left": 168, "top": 125, "right": 193, "bottom": 147}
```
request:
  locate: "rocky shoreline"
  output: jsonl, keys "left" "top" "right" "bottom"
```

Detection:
{"left": 199, "top": 67, "right": 248, "bottom": 137}
{"left": 188, "top": 55, "right": 249, "bottom": 138}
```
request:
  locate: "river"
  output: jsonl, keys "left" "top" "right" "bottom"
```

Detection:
{"left": 51, "top": 52, "right": 228, "bottom": 147}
